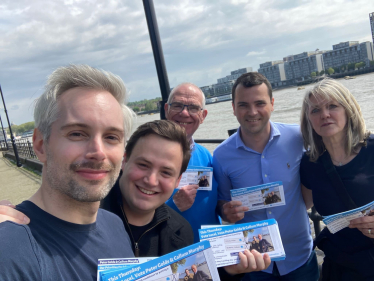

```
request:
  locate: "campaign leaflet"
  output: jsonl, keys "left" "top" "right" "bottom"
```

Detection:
{"left": 99, "top": 241, "right": 220, "bottom": 281}
{"left": 230, "top": 182, "right": 285, "bottom": 211}
{"left": 323, "top": 200, "right": 374, "bottom": 234}
{"left": 176, "top": 166, "right": 213, "bottom": 191}
{"left": 199, "top": 219, "right": 285, "bottom": 267}
{"left": 98, "top": 258, "right": 155, "bottom": 281}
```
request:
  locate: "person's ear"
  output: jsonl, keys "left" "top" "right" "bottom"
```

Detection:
{"left": 33, "top": 128, "right": 47, "bottom": 163}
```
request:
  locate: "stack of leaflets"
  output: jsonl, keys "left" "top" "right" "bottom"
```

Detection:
{"left": 323, "top": 200, "right": 374, "bottom": 234}
{"left": 98, "top": 241, "right": 220, "bottom": 281}
{"left": 199, "top": 219, "right": 285, "bottom": 267}
{"left": 230, "top": 182, "right": 285, "bottom": 211}
{"left": 177, "top": 166, "right": 213, "bottom": 191}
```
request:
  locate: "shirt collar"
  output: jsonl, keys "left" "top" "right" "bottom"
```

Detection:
{"left": 190, "top": 137, "right": 195, "bottom": 151}
{"left": 235, "top": 121, "right": 281, "bottom": 151}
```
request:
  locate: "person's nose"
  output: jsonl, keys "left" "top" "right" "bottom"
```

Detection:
{"left": 85, "top": 137, "right": 106, "bottom": 161}
{"left": 247, "top": 105, "right": 257, "bottom": 116}
{"left": 320, "top": 107, "right": 330, "bottom": 119}
{"left": 144, "top": 171, "right": 158, "bottom": 186}
{"left": 179, "top": 105, "right": 190, "bottom": 116}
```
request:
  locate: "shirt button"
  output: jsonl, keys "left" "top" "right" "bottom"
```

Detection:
{"left": 269, "top": 211, "right": 272, "bottom": 214}
{"left": 265, "top": 174, "right": 267, "bottom": 177}
{"left": 262, "top": 155, "right": 265, "bottom": 158}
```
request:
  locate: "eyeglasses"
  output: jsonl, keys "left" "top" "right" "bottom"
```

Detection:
{"left": 168, "top": 102, "right": 203, "bottom": 114}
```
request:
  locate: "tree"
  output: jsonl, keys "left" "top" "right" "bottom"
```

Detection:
{"left": 133, "top": 107, "right": 140, "bottom": 112}
{"left": 315, "top": 71, "right": 320, "bottom": 76}
{"left": 320, "top": 70, "right": 325, "bottom": 75}
{"left": 333, "top": 67, "right": 340, "bottom": 74}
{"left": 327, "top": 68, "right": 334, "bottom": 75}
{"left": 347, "top": 63, "right": 355, "bottom": 71}
{"left": 170, "top": 259, "right": 186, "bottom": 274}
{"left": 370, "top": 60, "right": 374, "bottom": 67}
{"left": 311, "top": 72, "right": 316, "bottom": 77}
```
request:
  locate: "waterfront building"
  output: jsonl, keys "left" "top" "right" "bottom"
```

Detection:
{"left": 370, "top": 12, "right": 374, "bottom": 45}
{"left": 257, "top": 61, "right": 286, "bottom": 87}
{"left": 200, "top": 67, "right": 252, "bottom": 98}
{"left": 283, "top": 51, "right": 325, "bottom": 83}
{"left": 322, "top": 41, "right": 374, "bottom": 69}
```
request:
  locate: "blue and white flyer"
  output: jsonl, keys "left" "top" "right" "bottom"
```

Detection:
{"left": 99, "top": 241, "right": 220, "bottom": 281}
{"left": 98, "top": 258, "right": 155, "bottom": 281}
{"left": 323, "top": 200, "right": 374, "bottom": 234}
{"left": 199, "top": 219, "right": 285, "bottom": 267}
{"left": 177, "top": 166, "right": 213, "bottom": 191}
{"left": 230, "top": 182, "right": 285, "bottom": 211}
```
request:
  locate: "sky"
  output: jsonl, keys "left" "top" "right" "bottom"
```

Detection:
{"left": 0, "top": 0, "right": 373, "bottom": 125}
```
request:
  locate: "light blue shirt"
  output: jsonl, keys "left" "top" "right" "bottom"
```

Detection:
{"left": 213, "top": 122, "right": 312, "bottom": 275}
{"left": 166, "top": 142, "right": 220, "bottom": 243}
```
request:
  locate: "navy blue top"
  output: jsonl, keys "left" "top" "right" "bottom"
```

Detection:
{"left": 0, "top": 201, "right": 134, "bottom": 281}
{"left": 300, "top": 136, "right": 374, "bottom": 277}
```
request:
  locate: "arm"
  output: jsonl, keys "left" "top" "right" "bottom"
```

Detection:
{"left": 217, "top": 200, "right": 249, "bottom": 223}
{"left": 301, "top": 184, "right": 314, "bottom": 210}
{"left": 0, "top": 200, "right": 30, "bottom": 224}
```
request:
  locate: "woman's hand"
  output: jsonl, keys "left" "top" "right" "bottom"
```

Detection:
{"left": 349, "top": 216, "right": 374, "bottom": 238}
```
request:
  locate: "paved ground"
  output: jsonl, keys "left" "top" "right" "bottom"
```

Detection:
{"left": 0, "top": 153, "right": 40, "bottom": 205}
{"left": 0, "top": 153, "right": 325, "bottom": 267}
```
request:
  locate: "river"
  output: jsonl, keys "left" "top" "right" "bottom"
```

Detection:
{"left": 135, "top": 73, "right": 374, "bottom": 153}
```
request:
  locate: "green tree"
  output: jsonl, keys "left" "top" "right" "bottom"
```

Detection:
{"left": 133, "top": 107, "right": 140, "bottom": 112}
{"left": 327, "top": 68, "right": 334, "bottom": 75}
{"left": 320, "top": 70, "right": 325, "bottom": 75}
{"left": 347, "top": 63, "right": 355, "bottom": 71}
{"left": 311, "top": 72, "right": 316, "bottom": 77}
{"left": 315, "top": 71, "right": 320, "bottom": 76}
{"left": 333, "top": 67, "right": 340, "bottom": 74}
{"left": 170, "top": 259, "right": 187, "bottom": 274}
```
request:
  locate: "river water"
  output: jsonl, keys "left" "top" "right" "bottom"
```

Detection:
{"left": 136, "top": 73, "right": 374, "bottom": 153}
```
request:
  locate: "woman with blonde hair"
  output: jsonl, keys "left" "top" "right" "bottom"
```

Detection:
{"left": 299, "top": 78, "right": 374, "bottom": 280}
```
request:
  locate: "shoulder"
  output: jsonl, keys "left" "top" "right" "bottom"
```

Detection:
{"left": 0, "top": 222, "right": 42, "bottom": 279}
{"left": 163, "top": 205, "right": 194, "bottom": 243}
{"left": 214, "top": 133, "right": 236, "bottom": 156}
{"left": 193, "top": 143, "right": 211, "bottom": 156}
{"left": 273, "top": 122, "right": 301, "bottom": 137}
{"left": 97, "top": 208, "right": 125, "bottom": 230}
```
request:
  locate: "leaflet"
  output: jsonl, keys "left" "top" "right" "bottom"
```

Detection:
{"left": 323, "top": 200, "right": 374, "bottom": 234}
{"left": 98, "top": 258, "right": 155, "bottom": 281}
{"left": 199, "top": 219, "right": 285, "bottom": 267}
{"left": 177, "top": 166, "right": 213, "bottom": 191}
{"left": 99, "top": 241, "right": 220, "bottom": 281}
{"left": 230, "top": 182, "right": 285, "bottom": 211}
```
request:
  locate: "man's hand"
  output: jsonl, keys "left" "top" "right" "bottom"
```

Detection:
{"left": 218, "top": 200, "right": 249, "bottom": 223}
{"left": 173, "top": 185, "right": 199, "bottom": 212}
{"left": 349, "top": 216, "right": 374, "bottom": 239}
{"left": 223, "top": 249, "right": 271, "bottom": 275}
{"left": 0, "top": 200, "right": 30, "bottom": 224}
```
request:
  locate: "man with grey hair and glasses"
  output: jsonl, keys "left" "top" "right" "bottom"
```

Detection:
{"left": 0, "top": 64, "right": 135, "bottom": 280}
{"left": 164, "top": 83, "right": 220, "bottom": 242}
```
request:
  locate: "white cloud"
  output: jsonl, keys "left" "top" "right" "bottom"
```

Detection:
{"left": 246, "top": 50, "right": 266, "bottom": 56}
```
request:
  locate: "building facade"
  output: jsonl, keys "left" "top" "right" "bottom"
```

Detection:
{"left": 257, "top": 61, "right": 286, "bottom": 87}
{"left": 322, "top": 41, "right": 374, "bottom": 69}
{"left": 370, "top": 12, "right": 374, "bottom": 46}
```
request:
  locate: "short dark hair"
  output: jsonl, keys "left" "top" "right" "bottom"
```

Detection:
{"left": 231, "top": 72, "right": 272, "bottom": 104}
{"left": 125, "top": 120, "right": 191, "bottom": 176}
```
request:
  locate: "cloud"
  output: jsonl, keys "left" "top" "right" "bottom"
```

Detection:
{"left": 0, "top": 0, "right": 374, "bottom": 125}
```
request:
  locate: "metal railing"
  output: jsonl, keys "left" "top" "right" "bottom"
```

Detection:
{"left": 2, "top": 138, "right": 37, "bottom": 159}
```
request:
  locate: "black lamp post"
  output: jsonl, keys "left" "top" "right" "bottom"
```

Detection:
{"left": 0, "top": 113, "right": 9, "bottom": 150}
{"left": 0, "top": 84, "right": 22, "bottom": 167}
{"left": 143, "top": 0, "right": 171, "bottom": 120}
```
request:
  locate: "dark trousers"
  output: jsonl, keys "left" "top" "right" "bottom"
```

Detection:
{"left": 242, "top": 251, "right": 319, "bottom": 281}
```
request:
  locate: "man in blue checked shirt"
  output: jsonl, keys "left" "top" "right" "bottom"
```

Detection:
{"left": 213, "top": 72, "right": 319, "bottom": 281}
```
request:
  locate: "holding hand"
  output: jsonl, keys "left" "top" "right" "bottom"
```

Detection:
{"left": 0, "top": 200, "right": 30, "bottom": 224}
{"left": 223, "top": 249, "right": 271, "bottom": 275}
{"left": 219, "top": 200, "right": 249, "bottom": 223}
{"left": 349, "top": 216, "right": 374, "bottom": 238}
{"left": 173, "top": 185, "right": 199, "bottom": 212}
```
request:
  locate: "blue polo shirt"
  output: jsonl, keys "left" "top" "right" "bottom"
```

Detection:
{"left": 166, "top": 142, "right": 221, "bottom": 243}
{"left": 213, "top": 122, "right": 312, "bottom": 275}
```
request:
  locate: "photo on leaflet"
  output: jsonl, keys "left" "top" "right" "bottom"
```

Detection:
{"left": 197, "top": 171, "right": 210, "bottom": 188}
{"left": 243, "top": 227, "right": 274, "bottom": 254}
{"left": 261, "top": 186, "right": 282, "bottom": 205}
{"left": 362, "top": 205, "right": 374, "bottom": 217}
{"left": 170, "top": 250, "right": 213, "bottom": 281}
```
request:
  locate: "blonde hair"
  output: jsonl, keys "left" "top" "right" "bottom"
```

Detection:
{"left": 300, "top": 78, "right": 369, "bottom": 162}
